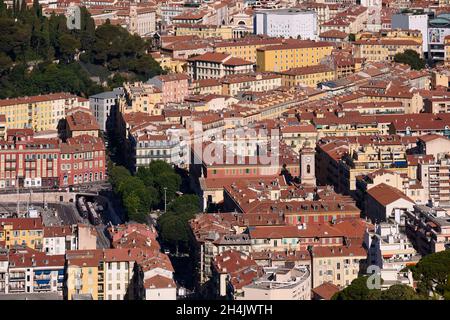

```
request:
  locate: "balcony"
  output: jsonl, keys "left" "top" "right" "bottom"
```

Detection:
{"left": 9, "top": 273, "right": 26, "bottom": 281}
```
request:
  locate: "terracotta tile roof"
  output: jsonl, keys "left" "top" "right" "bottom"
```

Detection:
{"left": 44, "top": 226, "right": 73, "bottom": 238}
{"left": 212, "top": 250, "right": 261, "bottom": 290}
{"left": 257, "top": 40, "right": 334, "bottom": 52}
{"left": 311, "top": 244, "right": 367, "bottom": 258}
{"left": 66, "top": 110, "right": 100, "bottom": 132}
{"left": 312, "top": 282, "right": 340, "bottom": 300}
{"left": 8, "top": 247, "right": 65, "bottom": 268}
{"left": 0, "top": 93, "right": 84, "bottom": 107}
{"left": 249, "top": 223, "right": 344, "bottom": 239}
{"left": 367, "top": 183, "right": 414, "bottom": 206}
{"left": 319, "top": 29, "right": 348, "bottom": 39}
{"left": 281, "top": 64, "right": 334, "bottom": 76}
{"left": 0, "top": 218, "right": 43, "bottom": 231}
{"left": 144, "top": 274, "right": 176, "bottom": 289}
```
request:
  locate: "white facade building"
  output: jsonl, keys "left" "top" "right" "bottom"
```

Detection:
{"left": 392, "top": 13, "right": 429, "bottom": 53}
{"left": 254, "top": 9, "right": 318, "bottom": 40}
{"left": 89, "top": 88, "right": 123, "bottom": 132}
{"left": 241, "top": 266, "right": 311, "bottom": 300}
{"left": 364, "top": 222, "right": 419, "bottom": 288}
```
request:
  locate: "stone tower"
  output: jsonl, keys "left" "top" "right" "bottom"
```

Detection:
{"left": 300, "top": 147, "right": 316, "bottom": 186}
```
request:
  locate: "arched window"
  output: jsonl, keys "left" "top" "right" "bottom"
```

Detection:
{"left": 307, "top": 164, "right": 311, "bottom": 174}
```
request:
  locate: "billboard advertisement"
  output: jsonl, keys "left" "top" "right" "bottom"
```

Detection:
{"left": 428, "top": 28, "right": 450, "bottom": 44}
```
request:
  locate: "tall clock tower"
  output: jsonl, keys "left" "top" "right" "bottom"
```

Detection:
{"left": 300, "top": 148, "right": 316, "bottom": 186}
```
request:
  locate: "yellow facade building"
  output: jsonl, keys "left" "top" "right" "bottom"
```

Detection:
{"left": 256, "top": 40, "right": 334, "bottom": 72}
{"left": 356, "top": 29, "right": 423, "bottom": 45}
{"left": 0, "top": 218, "right": 44, "bottom": 250}
{"left": 65, "top": 250, "right": 103, "bottom": 300}
{"left": 150, "top": 52, "right": 186, "bottom": 73}
{"left": 175, "top": 24, "right": 234, "bottom": 39}
{"left": 213, "top": 37, "right": 284, "bottom": 63}
{"left": 280, "top": 64, "right": 336, "bottom": 87}
{"left": 0, "top": 93, "right": 89, "bottom": 132}
{"left": 353, "top": 39, "right": 422, "bottom": 62}
{"left": 118, "top": 82, "right": 162, "bottom": 115}
{"left": 445, "top": 35, "right": 450, "bottom": 65}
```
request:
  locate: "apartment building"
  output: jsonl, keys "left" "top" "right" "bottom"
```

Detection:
{"left": 445, "top": 35, "right": 450, "bottom": 65}
{"left": 118, "top": 82, "right": 162, "bottom": 115}
{"left": 64, "top": 109, "right": 100, "bottom": 139}
{"left": 89, "top": 88, "right": 123, "bottom": 132}
{"left": 356, "top": 29, "right": 423, "bottom": 45}
{"left": 418, "top": 155, "right": 450, "bottom": 205}
{"left": 175, "top": 24, "right": 234, "bottom": 39}
{"left": 0, "top": 129, "right": 61, "bottom": 189}
{"left": 405, "top": 205, "right": 450, "bottom": 255}
{"left": 187, "top": 52, "right": 254, "bottom": 80}
{"left": 248, "top": 224, "right": 346, "bottom": 252}
{"left": 241, "top": 265, "right": 311, "bottom": 300}
{"left": 58, "top": 134, "right": 106, "bottom": 187}
{"left": 364, "top": 222, "right": 418, "bottom": 288}
{"left": 211, "top": 250, "right": 261, "bottom": 299}
{"left": 316, "top": 136, "right": 409, "bottom": 193}
{"left": 319, "top": 6, "right": 368, "bottom": 35}
{"left": 280, "top": 124, "right": 319, "bottom": 154}
{"left": 188, "top": 211, "right": 294, "bottom": 284}
{"left": 65, "top": 249, "right": 103, "bottom": 300}
{"left": 221, "top": 73, "right": 282, "bottom": 96}
{"left": 129, "top": 6, "right": 156, "bottom": 37}
{"left": 132, "top": 133, "right": 184, "bottom": 171}
{"left": 365, "top": 183, "right": 415, "bottom": 222}
{"left": 391, "top": 12, "right": 429, "bottom": 52}
{"left": 213, "top": 37, "right": 285, "bottom": 63}
{"left": 280, "top": 64, "right": 335, "bottom": 87}
{"left": 131, "top": 252, "right": 176, "bottom": 300}
{"left": 147, "top": 73, "right": 190, "bottom": 104}
{"left": 311, "top": 245, "right": 367, "bottom": 288}
{"left": 353, "top": 39, "right": 422, "bottom": 62}
{"left": 0, "top": 218, "right": 44, "bottom": 250}
{"left": 43, "top": 226, "right": 78, "bottom": 256}
{"left": 424, "top": 97, "right": 450, "bottom": 114}
{"left": 0, "top": 249, "right": 7, "bottom": 294}
{"left": 256, "top": 40, "right": 334, "bottom": 72}
{"left": 5, "top": 247, "right": 65, "bottom": 295}
{"left": 0, "top": 93, "right": 89, "bottom": 132}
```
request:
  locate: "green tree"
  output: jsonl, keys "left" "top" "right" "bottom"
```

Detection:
{"left": 348, "top": 33, "right": 356, "bottom": 42}
{"left": 411, "top": 249, "right": 450, "bottom": 299}
{"left": 0, "top": 52, "right": 12, "bottom": 74}
{"left": 167, "top": 194, "right": 200, "bottom": 217}
{"left": 123, "top": 193, "right": 146, "bottom": 223}
{"left": 136, "top": 161, "right": 181, "bottom": 207}
{"left": 56, "top": 33, "right": 80, "bottom": 63}
{"left": 394, "top": 49, "right": 426, "bottom": 70}
{"left": 158, "top": 212, "right": 192, "bottom": 254}
{"left": 332, "top": 276, "right": 379, "bottom": 300}
{"left": 0, "top": 18, "right": 31, "bottom": 60}
{"left": 381, "top": 284, "right": 420, "bottom": 300}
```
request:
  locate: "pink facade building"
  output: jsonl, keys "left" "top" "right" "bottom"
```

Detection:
{"left": 147, "top": 73, "right": 189, "bottom": 104}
